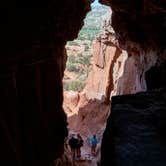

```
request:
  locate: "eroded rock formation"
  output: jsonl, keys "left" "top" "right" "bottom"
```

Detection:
{"left": 84, "top": 14, "right": 128, "bottom": 101}
{"left": 0, "top": 0, "right": 91, "bottom": 165}
{"left": 85, "top": 0, "right": 166, "bottom": 102}
{"left": 97, "top": 0, "right": 166, "bottom": 166}
{"left": 100, "top": 0, "right": 166, "bottom": 49}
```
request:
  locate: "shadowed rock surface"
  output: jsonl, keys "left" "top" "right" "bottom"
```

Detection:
{"left": 101, "top": 89, "right": 166, "bottom": 166}
{"left": 100, "top": 0, "right": 166, "bottom": 49}
{"left": 0, "top": 0, "right": 90, "bottom": 165}
{"left": 98, "top": 1, "right": 166, "bottom": 165}
{"left": 145, "top": 61, "right": 166, "bottom": 90}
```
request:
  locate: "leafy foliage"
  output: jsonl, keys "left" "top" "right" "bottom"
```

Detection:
{"left": 63, "top": 81, "right": 86, "bottom": 91}
{"left": 68, "top": 41, "right": 79, "bottom": 46}
{"left": 68, "top": 55, "right": 76, "bottom": 63}
{"left": 66, "top": 63, "right": 80, "bottom": 72}
{"left": 77, "top": 27, "right": 100, "bottom": 42}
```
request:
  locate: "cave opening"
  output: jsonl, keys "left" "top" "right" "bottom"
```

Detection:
{"left": 63, "top": 0, "right": 112, "bottom": 163}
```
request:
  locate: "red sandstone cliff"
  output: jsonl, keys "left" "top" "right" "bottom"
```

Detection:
{"left": 84, "top": 10, "right": 165, "bottom": 104}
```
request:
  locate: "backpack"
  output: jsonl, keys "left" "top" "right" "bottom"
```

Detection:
{"left": 90, "top": 137, "right": 97, "bottom": 146}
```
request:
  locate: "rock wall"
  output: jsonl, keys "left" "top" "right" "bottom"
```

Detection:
{"left": 84, "top": 16, "right": 128, "bottom": 101}
{"left": 101, "top": 90, "right": 166, "bottom": 166}
{"left": 117, "top": 48, "right": 158, "bottom": 95}
{"left": 100, "top": 0, "right": 166, "bottom": 49}
{"left": 97, "top": 0, "right": 166, "bottom": 165}
{"left": 0, "top": 0, "right": 91, "bottom": 165}
{"left": 85, "top": 4, "right": 165, "bottom": 102}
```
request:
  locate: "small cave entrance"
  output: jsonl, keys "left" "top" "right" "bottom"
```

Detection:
{"left": 62, "top": 0, "right": 111, "bottom": 164}
{"left": 145, "top": 61, "right": 166, "bottom": 91}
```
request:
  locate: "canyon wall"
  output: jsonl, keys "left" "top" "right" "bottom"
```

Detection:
{"left": 97, "top": 0, "right": 166, "bottom": 165}
{"left": 85, "top": 4, "right": 165, "bottom": 103}
{"left": 84, "top": 21, "right": 128, "bottom": 100}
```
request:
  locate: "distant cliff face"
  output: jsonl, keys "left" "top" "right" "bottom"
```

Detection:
{"left": 84, "top": 18, "right": 128, "bottom": 100}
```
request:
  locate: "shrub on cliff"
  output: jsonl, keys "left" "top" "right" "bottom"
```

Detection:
{"left": 66, "top": 63, "right": 80, "bottom": 72}
{"left": 63, "top": 81, "right": 86, "bottom": 91}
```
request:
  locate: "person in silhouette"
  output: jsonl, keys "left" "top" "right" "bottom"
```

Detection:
{"left": 89, "top": 134, "right": 98, "bottom": 156}
{"left": 76, "top": 133, "right": 84, "bottom": 159}
{"left": 68, "top": 134, "right": 78, "bottom": 160}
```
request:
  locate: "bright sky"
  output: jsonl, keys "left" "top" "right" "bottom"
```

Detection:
{"left": 91, "top": 0, "right": 102, "bottom": 7}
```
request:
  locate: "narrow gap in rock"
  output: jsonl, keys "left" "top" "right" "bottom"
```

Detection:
{"left": 63, "top": 1, "right": 111, "bottom": 165}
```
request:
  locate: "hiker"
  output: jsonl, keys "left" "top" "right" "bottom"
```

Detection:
{"left": 89, "top": 134, "right": 98, "bottom": 156}
{"left": 68, "top": 134, "right": 78, "bottom": 160}
{"left": 76, "top": 133, "right": 84, "bottom": 159}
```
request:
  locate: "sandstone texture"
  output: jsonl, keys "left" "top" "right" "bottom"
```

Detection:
{"left": 85, "top": 7, "right": 165, "bottom": 103}
{"left": 98, "top": 0, "right": 166, "bottom": 166}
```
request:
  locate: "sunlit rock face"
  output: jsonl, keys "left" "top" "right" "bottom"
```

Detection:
{"left": 85, "top": 27, "right": 160, "bottom": 99}
{"left": 84, "top": 38, "right": 119, "bottom": 100}
{"left": 117, "top": 48, "right": 158, "bottom": 95}
{"left": 85, "top": 0, "right": 166, "bottom": 101}
{"left": 0, "top": 0, "right": 91, "bottom": 165}
{"left": 85, "top": 21, "right": 159, "bottom": 104}
{"left": 84, "top": 15, "right": 128, "bottom": 100}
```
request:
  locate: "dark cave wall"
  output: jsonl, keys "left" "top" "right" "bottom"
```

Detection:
{"left": 100, "top": 0, "right": 166, "bottom": 50}
{"left": 0, "top": 0, "right": 90, "bottom": 165}
{"left": 101, "top": 90, "right": 166, "bottom": 166}
{"left": 0, "top": 46, "right": 68, "bottom": 166}
{"left": 99, "top": 0, "right": 166, "bottom": 166}
{"left": 145, "top": 61, "right": 166, "bottom": 90}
